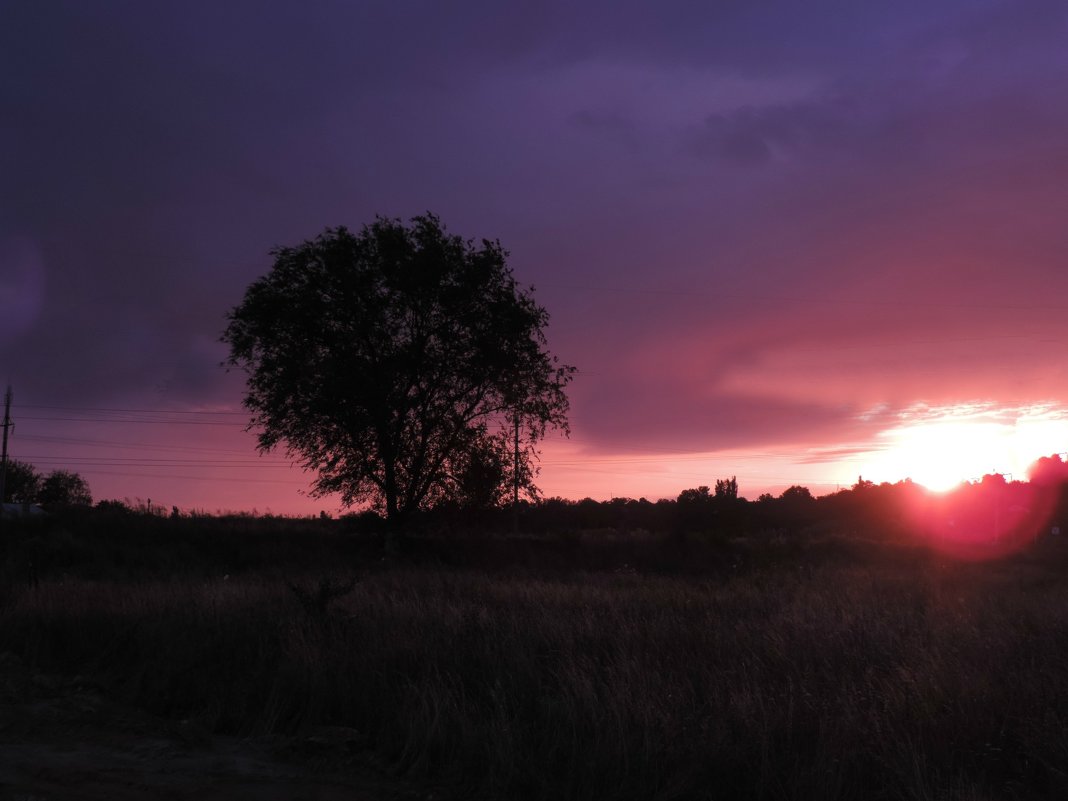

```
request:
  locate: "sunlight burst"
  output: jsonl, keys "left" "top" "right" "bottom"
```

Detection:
{"left": 859, "top": 404, "right": 1068, "bottom": 491}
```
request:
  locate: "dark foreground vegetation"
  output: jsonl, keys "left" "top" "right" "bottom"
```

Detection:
{"left": 4, "top": 507, "right": 1068, "bottom": 800}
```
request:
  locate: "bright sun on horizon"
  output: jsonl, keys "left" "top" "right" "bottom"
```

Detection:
{"left": 857, "top": 404, "right": 1068, "bottom": 492}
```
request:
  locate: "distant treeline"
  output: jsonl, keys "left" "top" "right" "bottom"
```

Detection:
{"left": 335, "top": 469, "right": 1068, "bottom": 553}
{"left": 47, "top": 459, "right": 1068, "bottom": 555}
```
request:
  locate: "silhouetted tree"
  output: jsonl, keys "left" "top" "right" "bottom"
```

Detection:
{"left": 677, "top": 486, "right": 713, "bottom": 505}
{"left": 223, "top": 214, "right": 574, "bottom": 525}
{"left": 766, "top": 484, "right": 818, "bottom": 530}
{"left": 853, "top": 476, "right": 875, "bottom": 491}
{"left": 449, "top": 430, "right": 512, "bottom": 510}
{"left": 780, "top": 485, "right": 813, "bottom": 502}
{"left": 715, "top": 476, "right": 738, "bottom": 499}
{"left": 38, "top": 470, "right": 92, "bottom": 507}
{"left": 1029, "top": 454, "right": 1068, "bottom": 486}
{"left": 676, "top": 485, "right": 714, "bottom": 531}
{"left": 2, "top": 460, "right": 40, "bottom": 504}
{"left": 979, "top": 472, "right": 1008, "bottom": 488}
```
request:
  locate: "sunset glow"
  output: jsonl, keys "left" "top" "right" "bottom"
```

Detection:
{"left": 856, "top": 404, "right": 1068, "bottom": 493}
{"left": 7, "top": 4, "right": 1068, "bottom": 516}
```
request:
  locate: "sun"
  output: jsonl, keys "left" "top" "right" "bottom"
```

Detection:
{"left": 857, "top": 405, "right": 1068, "bottom": 492}
{"left": 877, "top": 421, "right": 1003, "bottom": 491}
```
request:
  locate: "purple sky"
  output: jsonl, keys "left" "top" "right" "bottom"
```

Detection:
{"left": 4, "top": 1, "right": 1068, "bottom": 512}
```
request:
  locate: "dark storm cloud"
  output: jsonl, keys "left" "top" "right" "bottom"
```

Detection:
{"left": 0, "top": 2, "right": 390, "bottom": 402}
{"left": 687, "top": 101, "right": 856, "bottom": 167}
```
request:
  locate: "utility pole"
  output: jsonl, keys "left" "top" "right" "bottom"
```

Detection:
{"left": 0, "top": 386, "right": 12, "bottom": 507}
{"left": 512, "top": 410, "right": 520, "bottom": 534}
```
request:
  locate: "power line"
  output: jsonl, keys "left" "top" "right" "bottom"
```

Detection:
{"left": 18, "top": 457, "right": 290, "bottom": 467}
{"left": 18, "top": 433, "right": 255, "bottom": 455}
{"left": 538, "top": 282, "right": 1068, "bottom": 312}
{"left": 15, "top": 423, "right": 861, "bottom": 479}
{"left": 0, "top": 387, "right": 11, "bottom": 505}
{"left": 16, "top": 404, "right": 247, "bottom": 416}
{"left": 16, "top": 415, "right": 243, "bottom": 426}
{"left": 60, "top": 468, "right": 308, "bottom": 486}
{"left": 7, "top": 401, "right": 910, "bottom": 496}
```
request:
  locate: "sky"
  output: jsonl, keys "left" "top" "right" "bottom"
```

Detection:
{"left": 4, "top": 1, "right": 1068, "bottom": 514}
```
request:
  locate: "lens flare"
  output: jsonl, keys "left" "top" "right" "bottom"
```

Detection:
{"left": 850, "top": 404, "right": 1068, "bottom": 558}
{"left": 900, "top": 476, "right": 1058, "bottom": 560}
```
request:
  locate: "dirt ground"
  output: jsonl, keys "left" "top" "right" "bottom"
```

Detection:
{"left": 0, "top": 653, "right": 433, "bottom": 801}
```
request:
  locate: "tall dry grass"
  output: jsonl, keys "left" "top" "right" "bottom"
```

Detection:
{"left": 3, "top": 519, "right": 1068, "bottom": 799}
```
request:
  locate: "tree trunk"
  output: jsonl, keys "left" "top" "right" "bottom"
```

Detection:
{"left": 381, "top": 444, "right": 401, "bottom": 553}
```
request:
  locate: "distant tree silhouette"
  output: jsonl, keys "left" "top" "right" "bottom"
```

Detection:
{"left": 449, "top": 430, "right": 512, "bottom": 510}
{"left": 715, "top": 476, "right": 738, "bottom": 500}
{"left": 39, "top": 470, "right": 92, "bottom": 507}
{"left": 93, "top": 499, "right": 134, "bottom": 516}
{"left": 223, "top": 214, "right": 574, "bottom": 525}
{"left": 677, "top": 486, "right": 713, "bottom": 506}
{"left": 1028, "top": 454, "right": 1068, "bottom": 486}
{"left": 780, "top": 485, "right": 813, "bottom": 502}
{"left": 979, "top": 472, "right": 1008, "bottom": 488}
{"left": 3, "top": 460, "right": 40, "bottom": 504}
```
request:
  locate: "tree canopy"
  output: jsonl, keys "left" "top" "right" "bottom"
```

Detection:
{"left": 39, "top": 469, "right": 93, "bottom": 507}
{"left": 1, "top": 460, "right": 92, "bottom": 507}
{"left": 2, "top": 460, "right": 40, "bottom": 504}
{"left": 223, "top": 214, "right": 574, "bottom": 522}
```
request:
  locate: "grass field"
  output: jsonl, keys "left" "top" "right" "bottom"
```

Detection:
{"left": 3, "top": 515, "right": 1068, "bottom": 800}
